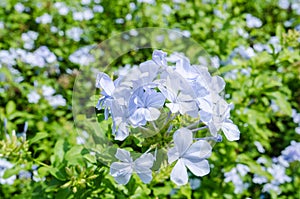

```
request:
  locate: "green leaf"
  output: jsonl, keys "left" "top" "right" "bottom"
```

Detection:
{"left": 51, "top": 139, "right": 67, "bottom": 165}
{"left": 29, "top": 132, "right": 48, "bottom": 144}
{"left": 48, "top": 167, "right": 66, "bottom": 181}
{"left": 84, "top": 153, "right": 97, "bottom": 164}
{"left": 6, "top": 100, "right": 16, "bottom": 115}
{"left": 153, "top": 186, "right": 172, "bottom": 197}
{"left": 65, "top": 146, "right": 88, "bottom": 165}
{"left": 3, "top": 165, "right": 22, "bottom": 179}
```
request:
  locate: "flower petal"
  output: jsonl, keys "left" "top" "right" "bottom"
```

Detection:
{"left": 136, "top": 169, "right": 153, "bottom": 184}
{"left": 134, "top": 153, "right": 154, "bottom": 183}
{"left": 170, "top": 159, "right": 188, "bottom": 186}
{"left": 184, "top": 140, "right": 212, "bottom": 160}
{"left": 221, "top": 119, "right": 240, "bottom": 141}
{"left": 129, "top": 108, "right": 147, "bottom": 126}
{"left": 199, "top": 110, "right": 212, "bottom": 123}
{"left": 115, "top": 122, "right": 129, "bottom": 141}
{"left": 184, "top": 159, "right": 210, "bottom": 177}
{"left": 110, "top": 162, "right": 132, "bottom": 185}
{"left": 179, "top": 101, "right": 198, "bottom": 118}
{"left": 158, "top": 86, "right": 177, "bottom": 102}
{"left": 211, "top": 76, "right": 225, "bottom": 93}
{"left": 95, "top": 72, "right": 115, "bottom": 96}
{"left": 134, "top": 153, "right": 154, "bottom": 171}
{"left": 166, "top": 102, "right": 180, "bottom": 113}
{"left": 167, "top": 147, "right": 179, "bottom": 164}
{"left": 144, "top": 107, "right": 160, "bottom": 121}
{"left": 145, "top": 91, "right": 165, "bottom": 108}
{"left": 115, "top": 148, "right": 133, "bottom": 163}
{"left": 152, "top": 50, "right": 167, "bottom": 66}
{"left": 173, "top": 128, "right": 193, "bottom": 156}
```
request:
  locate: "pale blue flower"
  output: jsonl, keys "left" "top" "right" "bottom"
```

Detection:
{"left": 278, "top": 0, "right": 290, "bottom": 9}
{"left": 95, "top": 72, "right": 117, "bottom": 119}
{"left": 54, "top": 2, "right": 69, "bottom": 15}
{"left": 236, "top": 164, "right": 250, "bottom": 177}
{"left": 234, "top": 46, "right": 255, "bottom": 59}
{"left": 253, "top": 174, "right": 268, "bottom": 184}
{"left": 110, "top": 148, "right": 154, "bottom": 185}
{"left": 189, "top": 178, "right": 201, "bottom": 190}
{"left": 137, "top": 0, "right": 156, "bottom": 5}
{"left": 110, "top": 101, "right": 130, "bottom": 141}
{"left": 168, "top": 128, "right": 211, "bottom": 186}
{"left": 115, "top": 18, "right": 124, "bottom": 24}
{"left": 0, "top": 158, "right": 16, "bottom": 185}
{"left": 152, "top": 50, "right": 167, "bottom": 67}
{"left": 14, "top": 3, "right": 25, "bottom": 13}
{"left": 129, "top": 87, "right": 165, "bottom": 126}
{"left": 42, "top": 85, "right": 55, "bottom": 97}
{"left": 268, "top": 163, "right": 291, "bottom": 185}
{"left": 69, "top": 45, "right": 95, "bottom": 66}
{"left": 281, "top": 141, "right": 300, "bottom": 162}
{"left": 246, "top": 14, "right": 262, "bottom": 28}
{"left": 21, "top": 31, "right": 39, "bottom": 50}
{"left": 66, "top": 27, "right": 84, "bottom": 42}
{"left": 82, "top": 8, "right": 94, "bottom": 20}
{"left": 18, "top": 170, "right": 32, "bottom": 179}
{"left": 46, "top": 95, "right": 66, "bottom": 108}
{"left": 224, "top": 167, "right": 248, "bottom": 194}
{"left": 174, "top": 56, "right": 198, "bottom": 80}
{"left": 81, "top": 0, "right": 91, "bottom": 5}
{"left": 34, "top": 46, "right": 57, "bottom": 63}
{"left": 262, "top": 183, "right": 281, "bottom": 194}
{"left": 93, "top": 5, "right": 104, "bottom": 13}
{"left": 27, "top": 90, "right": 41, "bottom": 104}
{"left": 35, "top": 13, "right": 52, "bottom": 24}
{"left": 159, "top": 69, "right": 198, "bottom": 117}
{"left": 296, "top": 126, "right": 300, "bottom": 134}
{"left": 128, "top": 60, "right": 160, "bottom": 89}
{"left": 254, "top": 141, "right": 265, "bottom": 153}
{"left": 202, "top": 98, "right": 240, "bottom": 141}
{"left": 224, "top": 164, "right": 249, "bottom": 194}
{"left": 73, "top": 12, "right": 84, "bottom": 21}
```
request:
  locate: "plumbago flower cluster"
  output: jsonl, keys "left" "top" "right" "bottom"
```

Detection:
{"left": 95, "top": 50, "right": 240, "bottom": 186}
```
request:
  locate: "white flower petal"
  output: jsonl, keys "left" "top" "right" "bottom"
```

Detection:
{"left": 166, "top": 102, "right": 180, "bottom": 113}
{"left": 167, "top": 147, "right": 179, "bottom": 164}
{"left": 184, "top": 159, "right": 210, "bottom": 177}
{"left": 115, "top": 148, "right": 133, "bottom": 163}
{"left": 158, "top": 86, "right": 177, "bottom": 102}
{"left": 115, "top": 122, "right": 129, "bottom": 141}
{"left": 197, "top": 98, "right": 212, "bottom": 112}
{"left": 96, "top": 72, "right": 115, "bottom": 96}
{"left": 145, "top": 92, "right": 165, "bottom": 108}
{"left": 179, "top": 101, "right": 198, "bottom": 118}
{"left": 211, "top": 76, "right": 225, "bottom": 93}
{"left": 136, "top": 169, "right": 153, "bottom": 184}
{"left": 221, "top": 119, "right": 240, "bottom": 141}
{"left": 144, "top": 107, "right": 160, "bottom": 121}
{"left": 110, "top": 162, "right": 132, "bottom": 185}
{"left": 134, "top": 153, "right": 154, "bottom": 171}
{"left": 199, "top": 110, "right": 212, "bottom": 123}
{"left": 170, "top": 159, "right": 188, "bottom": 186}
{"left": 173, "top": 128, "right": 193, "bottom": 156}
{"left": 184, "top": 140, "right": 212, "bottom": 160}
{"left": 208, "top": 122, "right": 218, "bottom": 136}
{"left": 129, "top": 108, "right": 147, "bottom": 126}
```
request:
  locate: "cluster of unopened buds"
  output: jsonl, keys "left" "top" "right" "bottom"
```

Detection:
{"left": 95, "top": 50, "right": 240, "bottom": 186}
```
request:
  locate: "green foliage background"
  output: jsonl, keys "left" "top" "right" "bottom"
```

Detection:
{"left": 0, "top": 0, "right": 300, "bottom": 198}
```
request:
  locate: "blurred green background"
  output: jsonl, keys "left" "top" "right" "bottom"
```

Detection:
{"left": 0, "top": 0, "right": 300, "bottom": 198}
